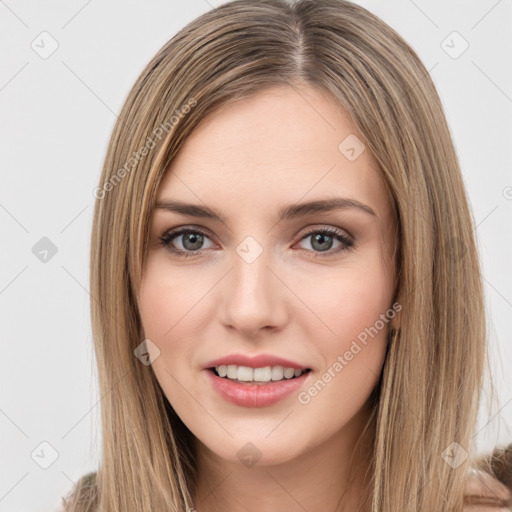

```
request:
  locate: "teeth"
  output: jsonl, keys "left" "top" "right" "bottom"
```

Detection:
{"left": 214, "top": 364, "right": 307, "bottom": 382}
{"left": 253, "top": 367, "right": 272, "bottom": 382}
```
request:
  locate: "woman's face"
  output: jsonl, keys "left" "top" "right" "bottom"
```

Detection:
{"left": 138, "top": 85, "right": 397, "bottom": 467}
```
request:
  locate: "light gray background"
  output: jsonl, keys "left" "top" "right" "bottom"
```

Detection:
{"left": 1, "top": 1, "right": 511, "bottom": 511}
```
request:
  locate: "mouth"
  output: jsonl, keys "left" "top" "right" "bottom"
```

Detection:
{"left": 208, "top": 365, "right": 312, "bottom": 385}
{"left": 204, "top": 364, "right": 313, "bottom": 407}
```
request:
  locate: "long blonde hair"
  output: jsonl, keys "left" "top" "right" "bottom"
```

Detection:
{"left": 61, "top": 1, "right": 511, "bottom": 510}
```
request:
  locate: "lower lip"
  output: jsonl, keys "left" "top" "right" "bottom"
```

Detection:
{"left": 204, "top": 368, "right": 311, "bottom": 408}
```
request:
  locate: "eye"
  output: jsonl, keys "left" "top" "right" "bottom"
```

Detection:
{"left": 159, "top": 227, "right": 215, "bottom": 257}
{"left": 296, "top": 227, "right": 354, "bottom": 257}
{"left": 158, "top": 226, "right": 355, "bottom": 258}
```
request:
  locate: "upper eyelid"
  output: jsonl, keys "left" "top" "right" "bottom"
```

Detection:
{"left": 161, "top": 224, "right": 352, "bottom": 238}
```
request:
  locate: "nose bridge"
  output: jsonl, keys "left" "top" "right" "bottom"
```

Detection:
{"left": 220, "top": 236, "right": 287, "bottom": 335}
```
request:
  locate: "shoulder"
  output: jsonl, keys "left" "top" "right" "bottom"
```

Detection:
{"left": 464, "top": 468, "right": 512, "bottom": 511}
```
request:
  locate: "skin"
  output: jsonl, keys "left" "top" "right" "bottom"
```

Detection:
{"left": 137, "top": 85, "right": 398, "bottom": 512}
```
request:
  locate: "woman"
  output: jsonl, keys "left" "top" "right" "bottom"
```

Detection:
{"left": 61, "top": 0, "right": 512, "bottom": 510}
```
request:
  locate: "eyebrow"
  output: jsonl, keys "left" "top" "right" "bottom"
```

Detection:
{"left": 154, "top": 197, "right": 376, "bottom": 223}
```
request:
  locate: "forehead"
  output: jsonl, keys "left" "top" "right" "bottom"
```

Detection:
{"left": 156, "top": 86, "right": 390, "bottom": 222}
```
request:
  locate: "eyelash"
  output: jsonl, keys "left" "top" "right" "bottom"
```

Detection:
{"left": 158, "top": 226, "right": 355, "bottom": 259}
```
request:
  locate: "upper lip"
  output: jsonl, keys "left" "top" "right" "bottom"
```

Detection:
{"left": 204, "top": 353, "right": 310, "bottom": 370}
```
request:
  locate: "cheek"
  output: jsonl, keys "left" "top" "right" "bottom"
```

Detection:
{"left": 137, "top": 260, "right": 211, "bottom": 393}
{"left": 138, "top": 256, "right": 210, "bottom": 342}
{"left": 290, "top": 254, "right": 393, "bottom": 402}
{"left": 293, "top": 269, "right": 390, "bottom": 421}
{"left": 295, "top": 260, "right": 393, "bottom": 344}
{"left": 138, "top": 267, "right": 206, "bottom": 408}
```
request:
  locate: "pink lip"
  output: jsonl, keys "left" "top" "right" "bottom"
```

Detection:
{"left": 203, "top": 353, "right": 310, "bottom": 370}
{"left": 204, "top": 368, "right": 311, "bottom": 408}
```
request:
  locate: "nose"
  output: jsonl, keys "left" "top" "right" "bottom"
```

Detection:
{"left": 218, "top": 245, "right": 289, "bottom": 339}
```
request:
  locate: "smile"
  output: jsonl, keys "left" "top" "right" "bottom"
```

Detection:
{"left": 204, "top": 367, "right": 312, "bottom": 408}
